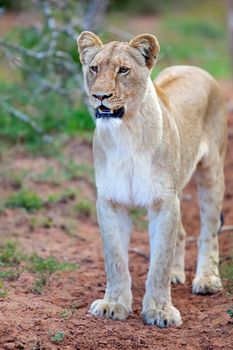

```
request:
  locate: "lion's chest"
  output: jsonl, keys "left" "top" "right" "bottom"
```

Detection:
{"left": 95, "top": 146, "right": 164, "bottom": 207}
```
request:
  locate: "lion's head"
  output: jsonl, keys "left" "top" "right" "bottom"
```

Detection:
{"left": 77, "top": 32, "right": 160, "bottom": 123}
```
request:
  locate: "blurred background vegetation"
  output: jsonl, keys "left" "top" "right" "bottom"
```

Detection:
{"left": 0, "top": 0, "right": 231, "bottom": 153}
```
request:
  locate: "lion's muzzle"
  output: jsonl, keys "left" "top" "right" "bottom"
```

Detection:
{"left": 95, "top": 106, "right": 125, "bottom": 119}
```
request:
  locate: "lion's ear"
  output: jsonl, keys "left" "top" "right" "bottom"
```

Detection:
{"left": 77, "top": 31, "right": 103, "bottom": 65}
{"left": 129, "top": 34, "right": 160, "bottom": 69}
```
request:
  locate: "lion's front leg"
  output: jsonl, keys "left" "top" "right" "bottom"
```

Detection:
{"left": 142, "top": 196, "right": 182, "bottom": 328}
{"left": 89, "top": 196, "right": 132, "bottom": 320}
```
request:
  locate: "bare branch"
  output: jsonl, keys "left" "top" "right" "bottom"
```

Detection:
{"left": 0, "top": 98, "right": 53, "bottom": 143}
{"left": 40, "top": 0, "right": 56, "bottom": 32}
{"left": 129, "top": 248, "right": 149, "bottom": 260}
{"left": 0, "top": 39, "right": 50, "bottom": 60}
{"left": 221, "top": 225, "right": 233, "bottom": 232}
{"left": 38, "top": 0, "right": 58, "bottom": 55}
{"left": 0, "top": 0, "right": 117, "bottom": 141}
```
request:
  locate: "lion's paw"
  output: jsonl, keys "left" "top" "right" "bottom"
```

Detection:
{"left": 192, "top": 275, "right": 222, "bottom": 294}
{"left": 141, "top": 304, "right": 182, "bottom": 328}
{"left": 171, "top": 269, "right": 185, "bottom": 284}
{"left": 89, "top": 299, "right": 130, "bottom": 320}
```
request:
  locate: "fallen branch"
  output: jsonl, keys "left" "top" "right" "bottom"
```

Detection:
{"left": 221, "top": 225, "right": 233, "bottom": 232}
{"left": 129, "top": 248, "right": 149, "bottom": 260}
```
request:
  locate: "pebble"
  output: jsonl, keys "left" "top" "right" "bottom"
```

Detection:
{"left": 3, "top": 343, "right": 15, "bottom": 350}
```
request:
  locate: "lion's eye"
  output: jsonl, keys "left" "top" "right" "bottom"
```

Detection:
{"left": 118, "top": 67, "right": 129, "bottom": 74}
{"left": 90, "top": 66, "right": 98, "bottom": 73}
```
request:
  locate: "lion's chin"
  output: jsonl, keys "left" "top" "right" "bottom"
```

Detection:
{"left": 95, "top": 117, "right": 123, "bottom": 130}
{"left": 95, "top": 106, "right": 125, "bottom": 119}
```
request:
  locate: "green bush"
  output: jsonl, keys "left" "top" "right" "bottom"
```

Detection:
{"left": 27, "top": 254, "right": 78, "bottom": 273}
{"left": 5, "top": 189, "right": 43, "bottom": 211}
{"left": 167, "top": 20, "right": 224, "bottom": 40}
{"left": 0, "top": 2, "right": 94, "bottom": 149}
{"left": 0, "top": 241, "right": 25, "bottom": 266}
{"left": 0, "top": 81, "right": 94, "bottom": 147}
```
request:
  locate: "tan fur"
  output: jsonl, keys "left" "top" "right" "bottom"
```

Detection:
{"left": 77, "top": 32, "right": 227, "bottom": 328}
{"left": 154, "top": 84, "right": 170, "bottom": 109}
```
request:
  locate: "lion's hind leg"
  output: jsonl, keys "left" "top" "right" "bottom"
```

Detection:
{"left": 192, "top": 157, "right": 224, "bottom": 294}
{"left": 171, "top": 220, "right": 186, "bottom": 284}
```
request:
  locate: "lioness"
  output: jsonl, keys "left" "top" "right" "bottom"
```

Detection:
{"left": 77, "top": 32, "right": 227, "bottom": 327}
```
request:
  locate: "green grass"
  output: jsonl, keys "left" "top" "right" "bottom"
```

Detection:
{"left": 154, "top": 15, "right": 230, "bottom": 79}
{"left": 4, "top": 187, "right": 78, "bottom": 212}
{"left": 31, "top": 275, "right": 48, "bottom": 295}
{"left": 0, "top": 241, "right": 25, "bottom": 266}
{"left": 5, "top": 189, "right": 43, "bottom": 211}
{"left": 49, "top": 331, "right": 65, "bottom": 344}
{"left": 32, "top": 166, "right": 61, "bottom": 185}
{"left": 28, "top": 215, "right": 79, "bottom": 236}
{"left": 57, "top": 157, "right": 95, "bottom": 184}
{"left": 220, "top": 255, "right": 233, "bottom": 320}
{"left": 0, "top": 80, "right": 94, "bottom": 153}
{"left": 0, "top": 241, "right": 78, "bottom": 294}
{"left": 0, "top": 290, "right": 7, "bottom": 298}
{"left": 58, "top": 303, "right": 79, "bottom": 319}
{"left": 29, "top": 215, "right": 54, "bottom": 231}
{"left": 33, "top": 160, "right": 94, "bottom": 186}
{"left": 220, "top": 256, "right": 233, "bottom": 294}
{"left": 130, "top": 208, "right": 148, "bottom": 230}
{"left": 28, "top": 255, "right": 77, "bottom": 294}
{"left": 0, "top": 241, "right": 78, "bottom": 272}
{"left": 167, "top": 19, "right": 224, "bottom": 39}
{"left": 27, "top": 254, "right": 78, "bottom": 274}
{"left": 227, "top": 308, "right": 233, "bottom": 319}
{"left": 59, "top": 309, "right": 70, "bottom": 319}
{"left": 109, "top": 0, "right": 230, "bottom": 80}
{"left": 0, "top": 281, "right": 7, "bottom": 298}
{"left": 0, "top": 169, "right": 28, "bottom": 189}
{"left": 0, "top": 269, "right": 20, "bottom": 280}
{"left": 74, "top": 199, "right": 95, "bottom": 219}
{"left": 46, "top": 188, "right": 76, "bottom": 205}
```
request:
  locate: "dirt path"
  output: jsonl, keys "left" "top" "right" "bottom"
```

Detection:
{"left": 0, "top": 85, "right": 233, "bottom": 349}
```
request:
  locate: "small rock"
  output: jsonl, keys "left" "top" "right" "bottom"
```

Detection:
{"left": 3, "top": 343, "right": 15, "bottom": 350}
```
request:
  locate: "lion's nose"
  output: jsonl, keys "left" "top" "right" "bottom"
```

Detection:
{"left": 93, "top": 93, "right": 113, "bottom": 101}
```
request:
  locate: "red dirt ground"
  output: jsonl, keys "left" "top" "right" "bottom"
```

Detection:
{"left": 0, "top": 83, "right": 232, "bottom": 349}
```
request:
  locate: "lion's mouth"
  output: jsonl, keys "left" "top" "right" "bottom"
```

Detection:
{"left": 95, "top": 105, "right": 124, "bottom": 119}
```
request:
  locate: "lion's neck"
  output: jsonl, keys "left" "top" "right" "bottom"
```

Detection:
{"left": 140, "top": 77, "right": 163, "bottom": 129}
{"left": 130, "top": 78, "right": 163, "bottom": 148}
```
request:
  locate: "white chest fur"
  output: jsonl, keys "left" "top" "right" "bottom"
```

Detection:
{"left": 94, "top": 119, "right": 167, "bottom": 207}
